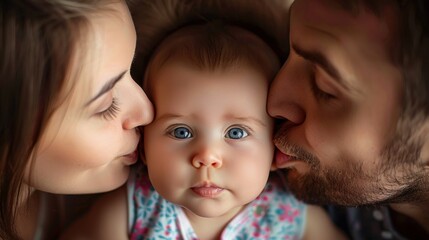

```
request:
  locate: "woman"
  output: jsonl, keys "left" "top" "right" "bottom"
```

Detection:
{"left": 0, "top": 0, "right": 153, "bottom": 239}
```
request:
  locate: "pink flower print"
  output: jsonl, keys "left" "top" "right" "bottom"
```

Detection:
{"left": 130, "top": 220, "right": 149, "bottom": 239}
{"left": 253, "top": 225, "right": 270, "bottom": 239}
{"left": 278, "top": 204, "right": 300, "bottom": 223}
{"left": 264, "top": 226, "right": 270, "bottom": 232}
{"left": 134, "top": 177, "right": 152, "bottom": 196}
{"left": 133, "top": 219, "right": 145, "bottom": 233}
{"left": 141, "top": 180, "right": 152, "bottom": 196}
{"left": 141, "top": 228, "right": 149, "bottom": 236}
{"left": 165, "top": 225, "right": 172, "bottom": 236}
{"left": 252, "top": 222, "right": 269, "bottom": 239}
{"left": 253, "top": 231, "right": 261, "bottom": 238}
{"left": 252, "top": 221, "right": 258, "bottom": 228}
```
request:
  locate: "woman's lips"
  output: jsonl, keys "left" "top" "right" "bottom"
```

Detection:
{"left": 191, "top": 184, "right": 224, "bottom": 198}
{"left": 122, "top": 150, "right": 138, "bottom": 165}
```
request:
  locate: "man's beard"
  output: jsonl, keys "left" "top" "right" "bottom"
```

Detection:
{"left": 275, "top": 138, "right": 426, "bottom": 206}
{"left": 281, "top": 165, "right": 379, "bottom": 206}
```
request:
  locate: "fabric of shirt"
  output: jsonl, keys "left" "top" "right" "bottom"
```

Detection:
{"left": 127, "top": 169, "right": 307, "bottom": 240}
{"left": 328, "top": 206, "right": 409, "bottom": 240}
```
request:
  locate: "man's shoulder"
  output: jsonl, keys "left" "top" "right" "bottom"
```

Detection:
{"left": 327, "top": 205, "right": 409, "bottom": 240}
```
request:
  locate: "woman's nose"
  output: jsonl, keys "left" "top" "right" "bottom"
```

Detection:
{"left": 123, "top": 80, "right": 154, "bottom": 130}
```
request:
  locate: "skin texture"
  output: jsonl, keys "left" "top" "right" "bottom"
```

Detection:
{"left": 60, "top": 22, "right": 347, "bottom": 239}
{"left": 268, "top": 0, "right": 429, "bottom": 235}
{"left": 143, "top": 62, "right": 274, "bottom": 238}
{"left": 60, "top": 60, "right": 347, "bottom": 239}
{"left": 25, "top": 1, "right": 154, "bottom": 195}
{"left": 269, "top": 0, "right": 405, "bottom": 205}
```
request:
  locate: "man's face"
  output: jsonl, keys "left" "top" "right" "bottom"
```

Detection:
{"left": 267, "top": 0, "right": 416, "bottom": 205}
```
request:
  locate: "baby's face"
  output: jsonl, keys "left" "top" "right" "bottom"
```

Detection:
{"left": 144, "top": 62, "right": 274, "bottom": 218}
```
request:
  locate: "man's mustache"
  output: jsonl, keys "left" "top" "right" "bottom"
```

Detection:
{"left": 273, "top": 128, "right": 319, "bottom": 166}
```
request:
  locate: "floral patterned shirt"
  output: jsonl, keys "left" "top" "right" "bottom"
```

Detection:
{"left": 127, "top": 170, "right": 307, "bottom": 240}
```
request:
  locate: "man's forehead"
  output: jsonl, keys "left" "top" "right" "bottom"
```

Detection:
{"left": 291, "top": 0, "right": 398, "bottom": 47}
{"left": 291, "top": 0, "right": 396, "bottom": 19}
{"left": 290, "top": 0, "right": 356, "bottom": 27}
{"left": 301, "top": 0, "right": 387, "bottom": 15}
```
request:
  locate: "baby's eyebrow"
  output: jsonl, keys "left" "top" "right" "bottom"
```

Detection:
{"left": 156, "top": 113, "right": 184, "bottom": 121}
{"left": 226, "top": 115, "right": 268, "bottom": 127}
{"left": 85, "top": 70, "right": 127, "bottom": 107}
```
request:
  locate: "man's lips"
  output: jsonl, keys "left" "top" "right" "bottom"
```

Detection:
{"left": 275, "top": 149, "right": 313, "bottom": 174}
{"left": 191, "top": 183, "right": 224, "bottom": 198}
{"left": 275, "top": 149, "right": 298, "bottom": 168}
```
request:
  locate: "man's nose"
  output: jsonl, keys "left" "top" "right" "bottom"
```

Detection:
{"left": 267, "top": 60, "right": 306, "bottom": 125}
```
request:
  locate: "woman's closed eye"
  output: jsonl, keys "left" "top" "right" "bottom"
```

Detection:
{"left": 99, "top": 97, "right": 120, "bottom": 120}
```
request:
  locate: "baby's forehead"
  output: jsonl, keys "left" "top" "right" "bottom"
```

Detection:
{"left": 158, "top": 24, "right": 273, "bottom": 57}
{"left": 144, "top": 23, "right": 280, "bottom": 90}
{"left": 148, "top": 64, "right": 270, "bottom": 112}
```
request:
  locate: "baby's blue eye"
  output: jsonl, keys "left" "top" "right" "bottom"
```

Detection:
{"left": 172, "top": 127, "right": 192, "bottom": 139}
{"left": 226, "top": 127, "right": 248, "bottom": 139}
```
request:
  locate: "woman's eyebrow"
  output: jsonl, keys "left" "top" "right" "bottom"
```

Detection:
{"left": 85, "top": 70, "right": 127, "bottom": 107}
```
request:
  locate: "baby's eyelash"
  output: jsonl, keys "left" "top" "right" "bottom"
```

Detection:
{"left": 100, "top": 98, "right": 120, "bottom": 120}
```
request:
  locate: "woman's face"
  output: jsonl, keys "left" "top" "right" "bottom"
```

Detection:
{"left": 25, "top": 1, "right": 154, "bottom": 194}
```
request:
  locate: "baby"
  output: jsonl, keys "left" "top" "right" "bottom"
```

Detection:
{"left": 62, "top": 21, "right": 346, "bottom": 240}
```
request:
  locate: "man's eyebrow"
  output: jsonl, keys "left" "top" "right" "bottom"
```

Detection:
{"left": 85, "top": 70, "right": 127, "bottom": 106}
{"left": 292, "top": 43, "right": 350, "bottom": 90}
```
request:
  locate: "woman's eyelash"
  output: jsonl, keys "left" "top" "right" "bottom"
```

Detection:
{"left": 100, "top": 98, "right": 120, "bottom": 120}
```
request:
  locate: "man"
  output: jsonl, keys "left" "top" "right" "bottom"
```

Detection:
{"left": 268, "top": 0, "right": 429, "bottom": 239}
